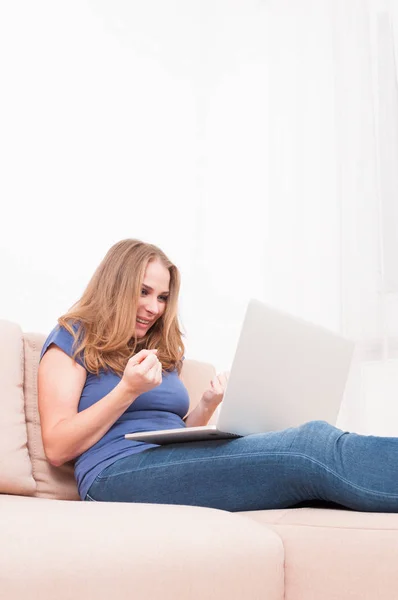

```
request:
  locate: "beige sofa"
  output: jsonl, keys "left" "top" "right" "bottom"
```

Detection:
{"left": 1, "top": 319, "right": 398, "bottom": 600}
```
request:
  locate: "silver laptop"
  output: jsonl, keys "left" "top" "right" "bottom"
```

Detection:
{"left": 125, "top": 298, "right": 355, "bottom": 445}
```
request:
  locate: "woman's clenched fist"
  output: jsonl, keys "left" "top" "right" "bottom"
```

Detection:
{"left": 121, "top": 349, "right": 162, "bottom": 396}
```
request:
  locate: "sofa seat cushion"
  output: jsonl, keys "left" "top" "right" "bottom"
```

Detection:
{"left": 0, "top": 495, "right": 284, "bottom": 600}
{"left": 241, "top": 507, "right": 398, "bottom": 600}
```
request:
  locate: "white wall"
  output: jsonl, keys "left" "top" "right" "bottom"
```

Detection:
{"left": 0, "top": 0, "right": 276, "bottom": 372}
{"left": 0, "top": 0, "right": 200, "bottom": 338}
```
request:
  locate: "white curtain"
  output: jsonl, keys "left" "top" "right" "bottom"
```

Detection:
{"left": 1, "top": 1, "right": 397, "bottom": 433}
{"left": 331, "top": 0, "right": 398, "bottom": 434}
{"left": 196, "top": 0, "right": 398, "bottom": 433}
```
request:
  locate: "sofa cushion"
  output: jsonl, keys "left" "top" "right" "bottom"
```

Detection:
{"left": 0, "top": 494, "right": 284, "bottom": 600}
{"left": 241, "top": 507, "right": 398, "bottom": 600}
{"left": 23, "top": 331, "right": 216, "bottom": 501}
{"left": 0, "top": 321, "right": 36, "bottom": 496}
{"left": 180, "top": 358, "right": 217, "bottom": 423}
{"left": 23, "top": 332, "right": 80, "bottom": 500}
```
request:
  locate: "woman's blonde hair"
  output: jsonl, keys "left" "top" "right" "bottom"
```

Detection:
{"left": 58, "top": 239, "right": 185, "bottom": 376}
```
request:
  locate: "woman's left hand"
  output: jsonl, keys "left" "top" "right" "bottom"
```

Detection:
{"left": 201, "top": 371, "right": 230, "bottom": 408}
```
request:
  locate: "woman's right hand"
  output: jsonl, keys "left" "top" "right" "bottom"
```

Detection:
{"left": 121, "top": 349, "right": 162, "bottom": 397}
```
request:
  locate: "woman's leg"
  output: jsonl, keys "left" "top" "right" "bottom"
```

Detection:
{"left": 86, "top": 420, "right": 398, "bottom": 512}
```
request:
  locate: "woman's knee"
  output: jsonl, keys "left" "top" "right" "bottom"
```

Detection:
{"left": 292, "top": 420, "right": 339, "bottom": 451}
{"left": 299, "top": 420, "right": 337, "bottom": 434}
{"left": 306, "top": 421, "right": 350, "bottom": 459}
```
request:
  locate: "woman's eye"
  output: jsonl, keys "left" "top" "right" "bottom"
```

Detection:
{"left": 141, "top": 289, "right": 168, "bottom": 302}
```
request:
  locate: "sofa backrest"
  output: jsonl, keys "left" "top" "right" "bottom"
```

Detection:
{"left": 0, "top": 321, "right": 36, "bottom": 496}
{"left": 0, "top": 320, "right": 216, "bottom": 501}
{"left": 23, "top": 330, "right": 81, "bottom": 500}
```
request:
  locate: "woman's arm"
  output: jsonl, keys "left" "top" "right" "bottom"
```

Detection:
{"left": 183, "top": 399, "right": 219, "bottom": 427}
{"left": 183, "top": 371, "right": 229, "bottom": 428}
{"left": 38, "top": 345, "right": 140, "bottom": 467}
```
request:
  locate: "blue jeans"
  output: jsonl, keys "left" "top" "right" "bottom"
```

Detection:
{"left": 85, "top": 420, "right": 398, "bottom": 512}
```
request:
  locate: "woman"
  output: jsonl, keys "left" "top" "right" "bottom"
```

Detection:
{"left": 38, "top": 239, "right": 398, "bottom": 512}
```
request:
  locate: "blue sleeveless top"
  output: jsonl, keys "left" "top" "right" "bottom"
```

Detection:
{"left": 39, "top": 324, "right": 190, "bottom": 500}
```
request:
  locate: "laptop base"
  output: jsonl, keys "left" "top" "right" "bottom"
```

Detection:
{"left": 125, "top": 426, "right": 242, "bottom": 445}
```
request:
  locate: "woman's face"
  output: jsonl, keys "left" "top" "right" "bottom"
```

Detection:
{"left": 135, "top": 259, "right": 170, "bottom": 338}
